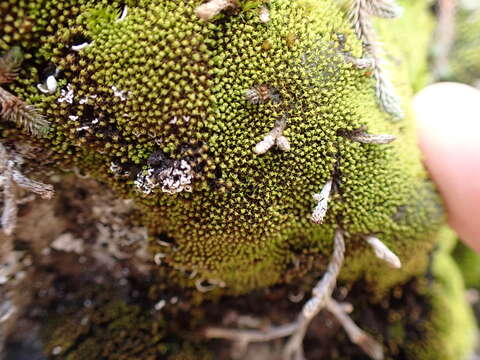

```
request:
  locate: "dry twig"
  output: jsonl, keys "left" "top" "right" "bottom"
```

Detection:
{"left": 311, "top": 180, "right": 333, "bottom": 224}
{"left": 344, "top": 128, "right": 396, "bottom": 144}
{"left": 254, "top": 117, "right": 290, "bottom": 154}
{"left": 205, "top": 229, "right": 383, "bottom": 359}
{"left": 0, "top": 48, "right": 22, "bottom": 85}
{"left": 365, "top": 235, "right": 401, "bottom": 268}
{"left": 0, "top": 143, "right": 54, "bottom": 235}
{"left": 0, "top": 49, "right": 49, "bottom": 135}
{"left": 326, "top": 299, "right": 384, "bottom": 360}
{"left": 349, "top": 0, "right": 404, "bottom": 119}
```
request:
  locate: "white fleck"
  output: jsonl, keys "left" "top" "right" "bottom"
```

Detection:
{"left": 154, "top": 252, "right": 166, "bottom": 265}
{"left": 37, "top": 75, "right": 58, "bottom": 94}
{"left": 0, "top": 301, "right": 16, "bottom": 322}
{"left": 276, "top": 135, "right": 291, "bottom": 151}
{"left": 366, "top": 236, "right": 401, "bottom": 268}
{"left": 57, "top": 84, "right": 74, "bottom": 104}
{"left": 80, "top": 315, "right": 90, "bottom": 326}
{"left": 51, "top": 233, "right": 84, "bottom": 254}
{"left": 169, "top": 116, "right": 178, "bottom": 124}
{"left": 76, "top": 126, "right": 90, "bottom": 132}
{"left": 154, "top": 299, "right": 166, "bottom": 311}
{"left": 52, "top": 346, "right": 62, "bottom": 356}
{"left": 68, "top": 115, "right": 79, "bottom": 121}
{"left": 111, "top": 86, "right": 128, "bottom": 101}
{"left": 156, "top": 239, "right": 173, "bottom": 247}
{"left": 116, "top": 5, "right": 128, "bottom": 22}
{"left": 259, "top": 6, "right": 270, "bottom": 23}
{"left": 0, "top": 274, "right": 8, "bottom": 285}
{"left": 254, "top": 117, "right": 290, "bottom": 154}
{"left": 79, "top": 94, "right": 98, "bottom": 104}
{"left": 195, "top": 279, "right": 217, "bottom": 293}
{"left": 254, "top": 133, "right": 275, "bottom": 155}
{"left": 46, "top": 75, "right": 57, "bottom": 93}
{"left": 72, "top": 42, "right": 93, "bottom": 51}
{"left": 22, "top": 257, "right": 33, "bottom": 267}
{"left": 288, "top": 291, "right": 305, "bottom": 303}
{"left": 37, "top": 83, "right": 49, "bottom": 94}
{"left": 92, "top": 118, "right": 99, "bottom": 124}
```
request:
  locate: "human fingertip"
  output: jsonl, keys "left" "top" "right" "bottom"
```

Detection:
{"left": 413, "top": 82, "right": 480, "bottom": 252}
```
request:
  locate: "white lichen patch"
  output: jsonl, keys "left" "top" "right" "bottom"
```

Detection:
{"left": 79, "top": 94, "right": 98, "bottom": 105}
{"left": 57, "top": 84, "right": 74, "bottom": 104}
{"left": 162, "top": 160, "right": 193, "bottom": 194}
{"left": 134, "top": 159, "right": 194, "bottom": 195}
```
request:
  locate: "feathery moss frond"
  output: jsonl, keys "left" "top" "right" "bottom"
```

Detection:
{"left": 0, "top": 87, "right": 49, "bottom": 136}
{"left": 0, "top": 47, "right": 23, "bottom": 84}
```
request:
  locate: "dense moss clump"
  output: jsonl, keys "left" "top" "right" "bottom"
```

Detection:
{"left": 454, "top": 241, "right": 480, "bottom": 289}
{"left": 405, "top": 228, "right": 476, "bottom": 360}
{"left": 1, "top": 0, "right": 444, "bottom": 293}
{"left": 1, "top": 1, "right": 478, "bottom": 358}
{"left": 43, "top": 299, "right": 212, "bottom": 360}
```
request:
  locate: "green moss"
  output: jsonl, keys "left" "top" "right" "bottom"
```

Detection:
{"left": 43, "top": 299, "right": 212, "bottom": 360}
{"left": 4, "top": 1, "right": 478, "bottom": 358}
{"left": 406, "top": 243, "right": 476, "bottom": 360}
{"left": 2, "top": 0, "right": 444, "bottom": 294}
{"left": 453, "top": 241, "right": 480, "bottom": 289}
{"left": 340, "top": 229, "right": 476, "bottom": 359}
{"left": 168, "top": 344, "right": 213, "bottom": 360}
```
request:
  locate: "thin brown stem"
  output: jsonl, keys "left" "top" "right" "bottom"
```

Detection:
{"left": 349, "top": 0, "right": 404, "bottom": 118}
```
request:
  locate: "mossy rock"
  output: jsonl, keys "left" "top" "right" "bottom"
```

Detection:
{"left": 2, "top": 0, "right": 443, "bottom": 293}
{"left": 42, "top": 299, "right": 213, "bottom": 360}
{"left": 2, "top": 1, "right": 476, "bottom": 358}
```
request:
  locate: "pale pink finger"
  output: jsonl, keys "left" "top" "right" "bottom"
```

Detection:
{"left": 414, "top": 82, "right": 480, "bottom": 252}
